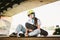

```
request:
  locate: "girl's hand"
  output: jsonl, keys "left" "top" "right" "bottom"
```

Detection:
{"left": 29, "top": 29, "right": 33, "bottom": 32}
{"left": 25, "top": 33, "right": 28, "bottom": 37}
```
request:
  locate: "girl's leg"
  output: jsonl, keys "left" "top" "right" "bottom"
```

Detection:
{"left": 15, "top": 24, "right": 26, "bottom": 37}
{"left": 28, "top": 29, "right": 40, "bottom": 36}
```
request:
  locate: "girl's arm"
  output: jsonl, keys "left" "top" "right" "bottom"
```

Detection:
{"left": 37, "top": 25, "right": 40, "bottom": 29}
{"left": 37, "top": 20, "right": 41, "bottom": 29}
{"left": 25, "top": 28, "right": 28, "bottom": 37}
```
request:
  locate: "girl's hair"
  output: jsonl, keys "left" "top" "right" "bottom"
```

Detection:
{"left": 31, "top": 12, "right": 38, "bottom": 25}
{"left": 28, "top": 12, "right": 38, "bottom": 25}
{"left": 34, "top": 17, "right": 38, "bottom": 26}
{"left": 28, "top": 12, "right": 34, "bottom": 16}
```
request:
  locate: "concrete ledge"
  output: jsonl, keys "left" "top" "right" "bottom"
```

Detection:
{"left": 0, "top": 37, "right": 60, "bottom": 40}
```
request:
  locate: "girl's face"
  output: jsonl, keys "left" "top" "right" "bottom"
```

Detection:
{"left": 29, "top": 14, "right": 34, "bottom": 19}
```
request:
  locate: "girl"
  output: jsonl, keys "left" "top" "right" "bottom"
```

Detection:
{"left": 25, "top": 10, "right": 48, "bottom": 37}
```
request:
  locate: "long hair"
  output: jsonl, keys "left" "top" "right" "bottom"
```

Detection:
{"left": 33, "top": 13, "right": 38, "bottom": 26}
{"left": 34, "top": 17, "right": 38, "bottom": 26}
{"left": 28, "top": 12, "right": 38, "bottom": 26}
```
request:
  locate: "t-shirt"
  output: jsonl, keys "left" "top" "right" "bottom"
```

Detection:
{"left": 27, "top": 18, "right": 41, "bottom": 25}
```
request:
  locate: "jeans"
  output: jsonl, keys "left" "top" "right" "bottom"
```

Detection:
{"left": 15, "top": 24, "right": 26, "bottom": 37}
{"left": 15, "top": 24, "right": 26, "bottom": 33}
{"left": 28, "top": 29, "right": 40, "bottom": 36}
